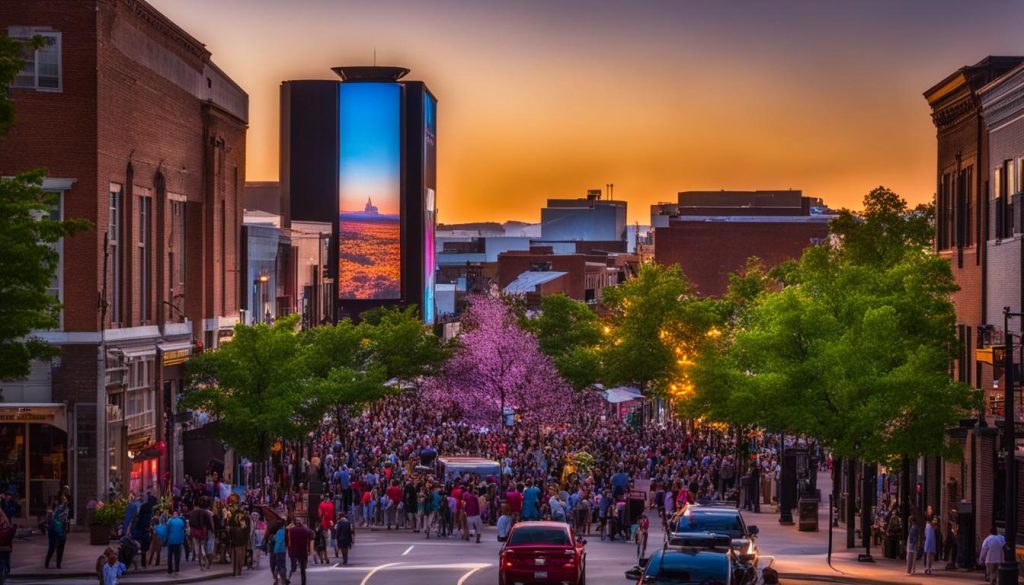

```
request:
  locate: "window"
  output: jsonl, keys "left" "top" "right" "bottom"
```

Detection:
{"left": 938, "top": 173, "right": 953, "bottom": 250}
{"left": 8, "top": 29, "right": 61, "bottom": 92}
{"left": 1006, "top": 160, "right": 1015, "bottom": 237}
{"left": 138, "top": 196, "right": 152, "bottom": 322}
{"left": 169, "top": 199, "right": 187, "bottom": 319}
{"left": 109, "top": 184, "right": 123, "bottom": 325}
{"left": 46, "top": 191, "right": 63, "bottom": 326}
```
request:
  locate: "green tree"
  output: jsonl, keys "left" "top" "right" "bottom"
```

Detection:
{"left": 601, "top": 263, "right": 726, "bottom": 398}
{"left": 365, "top": 306, "right": 447, "bottom": 388}
{"left": 522, "top": 294, "right": 603, "bottom": 390}
{"left": 0, "top": 35, "right": 90, "bottom": 382}
{"left": 182, "top": 315, "right": 317, "bottom": 460}
{"left": 688, "top": 187, "right": 975, "bottom": 464}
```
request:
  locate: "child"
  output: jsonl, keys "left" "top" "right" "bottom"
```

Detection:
{"left": 101, "top": 549, "right": 126, "bottom": 585}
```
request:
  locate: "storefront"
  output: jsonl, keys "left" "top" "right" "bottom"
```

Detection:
{"left": 0, "top": 404, "right": 68, "bottom": 517}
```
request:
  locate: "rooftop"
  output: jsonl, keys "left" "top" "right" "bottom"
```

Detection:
{"left": 504, "top": 271, "right": 568, "bottom": 294}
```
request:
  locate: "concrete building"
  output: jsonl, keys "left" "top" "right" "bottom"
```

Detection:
{"left": 540, "top": 190, "right": 627, "bottom": 242}
{"left": 0, "top": 0, "right": 247, "bottom": 516}
{"left": 653, "top": 190, "right": 832, "bottom": 297}
{"left": 925, "top": 56, "right": 1024, "bottom": 554}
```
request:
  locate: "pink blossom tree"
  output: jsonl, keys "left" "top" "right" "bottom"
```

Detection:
{"left": 424, "top": 295, "right": 571, "bottom": 429}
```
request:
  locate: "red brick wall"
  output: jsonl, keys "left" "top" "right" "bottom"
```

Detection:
{"left": 0, "top": 0, "right": 101, "bottom": 331}
{"left": 654, "top": 221, "right": 829, "bottom": 297}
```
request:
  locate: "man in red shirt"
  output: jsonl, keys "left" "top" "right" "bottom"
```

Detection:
{"left": 385, "top": 481, "right": 403, "bottom": 530}
{"left": 287, "top": 518, "right": 314, "bottom": 585}
{"left": 462, "top": 488, "right": 483, "bottom": 543}
{"left": 505, "top": 484, "right": 523, "bottom": 523}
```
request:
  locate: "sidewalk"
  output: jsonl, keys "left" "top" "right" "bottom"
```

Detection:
{"left": 7, "top": 530, "right": 232, "bottom": 583}
{"left": 751, "top": 471, "right": 984, "bottom": 585}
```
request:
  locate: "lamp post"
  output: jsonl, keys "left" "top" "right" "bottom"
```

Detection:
{"left": 1000, "top": 307, "right": 1020, "bottom": 585}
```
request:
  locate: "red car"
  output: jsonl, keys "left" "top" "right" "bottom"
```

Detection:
{"left": 499, "top": 521, "right": 587, "bottom": 585}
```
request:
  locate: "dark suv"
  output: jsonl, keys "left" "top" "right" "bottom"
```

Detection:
{"left": 626, "top": 547, "right": 756, "bottom": 585}
{"left": 666, "top": 504, "right": 759, "bottom": 565}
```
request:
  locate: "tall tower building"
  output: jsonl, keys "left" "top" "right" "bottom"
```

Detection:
{"left": 281, "top": 66, "right": 437, "bottom": 323}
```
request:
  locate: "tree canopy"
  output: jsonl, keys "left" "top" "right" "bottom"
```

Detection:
{"left": 686, "top": 187, "right": 975, "bottom": 463}
{"left": 522, "top": 294, "right": 603, "bottom": 390}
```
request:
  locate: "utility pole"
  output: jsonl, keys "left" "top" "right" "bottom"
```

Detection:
{"left": 1000, "top": 307, "right": 1020, "bottom": 585}
{"left": 97, "top": 232, "right": 110, "bottom": 503}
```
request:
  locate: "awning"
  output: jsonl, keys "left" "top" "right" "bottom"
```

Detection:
{"left": 159, "top": 340, "right": 192, "bottom": 366}
{"left": 603, "top": 386, "right": 644, "bottom": 404}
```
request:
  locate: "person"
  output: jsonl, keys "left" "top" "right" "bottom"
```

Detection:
{"left": 313, "top": 524, "right": 327, "bottom": 565}
{"left": 335, "top": 512, "right": 354, "bottom": 565}
{"left": 189, "top": 498, "right": 214, "bottom": 570}
{"left": 463, "top": 487, "right": 484, "bottom": 543}
{"left": 979, "top": 527, "right": 1006, "bottom": 585}
{"left": 45, "top": 495, "right": 68, "bottom": 569}
{"left": 496, "top": 503, "right": 512, "bottom": 542}
{"left": 598, "top": 490, "right": 613, "bottom": 540}
{"left": 101, "top": 548, "right": 127, "bottom": 585}
{"left": 165, "top": 509, "right": 186, "bottom": 576}
{"left": 252, "top": 513, "right": 265, "bottom": 569}
{"left": 923, "top": 518, "right": 938, "bottom": 575}
{"left": 522, "top": 480, "right": 541, "bottom": 521}
{"left": 287, "top": 517, "right": 314, "bottom": 585}
{"left": 270, "top": 524, "right": 287, "bottom": 585}
{"left": 611, "top": 469, "right": 630, "bottom": 499}
{"left": 0, "top": 509, "right": 14, "bottom": 585}
{"left": 132, "top": 495, "right": 155, "bottom": 568}
{"left": 506, "top": 484, "right": 523, "bottom": 523}
{"left": 122, "top": 494, "right": 140, "bottom": 538}
{"left": 148, "top": 517, "right": 164, "bottom": 568}
{"left": 226, "top": 503, "right": 249, "bottom": 577}
{"left": 906, "top": 515, "right": 921, "bottom": 575}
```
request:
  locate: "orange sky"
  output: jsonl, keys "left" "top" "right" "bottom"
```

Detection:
{"left": 152, "top": 0, "right": 1024, "bottom": 225}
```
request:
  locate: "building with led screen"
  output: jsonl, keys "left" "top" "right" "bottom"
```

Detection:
{"left": 280, "top": 66, "right": 437, "bottom": 323}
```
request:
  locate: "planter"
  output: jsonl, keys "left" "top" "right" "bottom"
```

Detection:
{"left": 89, "top": 524, "right": 112, "bottom": 546}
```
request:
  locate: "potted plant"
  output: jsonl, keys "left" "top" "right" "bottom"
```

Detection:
{"left": 90, "top": 498, "right": 126, "bottom": 545}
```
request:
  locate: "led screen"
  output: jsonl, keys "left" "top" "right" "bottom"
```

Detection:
{"left": 423, "top": 93, "right": 437, "bottom": 323}
{"left": 338, "top": 83, "right": 402, "bottom": 300}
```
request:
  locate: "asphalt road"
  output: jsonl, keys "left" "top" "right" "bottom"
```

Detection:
{"left": 8, "top": 523, "right": 647, "bottom": 585}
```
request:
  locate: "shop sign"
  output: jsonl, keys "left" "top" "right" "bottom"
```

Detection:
{"left": 0, "top": 406, "right": 66, "bottom": 431}
{"left": 162, "top": 348, "right": 190, "bottom": 366}
{"left": 127, "top": 433, "right": 154, "bottom": 452}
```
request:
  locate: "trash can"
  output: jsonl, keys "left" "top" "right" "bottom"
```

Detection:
{"left": 797, "top": 497, "right": 818, "bottom": 532}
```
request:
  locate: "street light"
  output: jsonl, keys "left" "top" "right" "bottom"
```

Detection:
{"left": 1000, "top": 307, "right": 1020, "bottom": 585}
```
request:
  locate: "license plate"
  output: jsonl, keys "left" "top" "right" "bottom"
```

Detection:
{"left": 534, "top": 571, "right": 547, "bottom": 579}
{"left": 535, "top": 558, "right": 545, "bottom": 565}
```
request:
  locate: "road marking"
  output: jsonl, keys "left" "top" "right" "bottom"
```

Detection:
{"left": 359, "top": 561, "right": 402, "bottom": 585}
{"left": 402, "top": 545, "right": 415, "bottom": 555}
{"left": 457, "top": 564, "right": 489, "bottom": 585}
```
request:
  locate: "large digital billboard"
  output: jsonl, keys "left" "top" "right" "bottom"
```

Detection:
{"left": 423, "top": 92, "right": 437, "bottom": 323}
{"left": 338, "top": 83, "right": 402, "bottom": 300}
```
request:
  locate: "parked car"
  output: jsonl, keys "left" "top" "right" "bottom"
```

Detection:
{"left": 666, "top": 503, "right": 759, "bottom": 564}
{"left": 499, "top": 521, "right": 587, "bottom": 585}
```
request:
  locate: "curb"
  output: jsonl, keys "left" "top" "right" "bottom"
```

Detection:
{"left": 779, "top": 572, "right": 913, "bottom": 585}
{"left": 10, "top": 570, "right": 232, "bottom": 583}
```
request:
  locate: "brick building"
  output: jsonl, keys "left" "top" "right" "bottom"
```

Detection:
{"left": 496, "top": 246, "right": 636, "bottom": 308}
{"left": 976, "top": 58, "right": 1024, "bottom": 552}
{"left": 652, "top": 190, "right": 832, "bottom": 297}
{"left": 0, "top": 0, "right": 247, "bottom": 516}
{"left": 924, "top": 56, "right": 1024, "bottom": 556}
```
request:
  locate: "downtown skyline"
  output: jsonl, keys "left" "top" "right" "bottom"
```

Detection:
{"left": 152, "top": 0, "right": 1024, "bottom": 224}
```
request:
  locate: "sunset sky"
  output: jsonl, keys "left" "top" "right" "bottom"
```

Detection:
{"left": 153, "top": 0, "right": 1024, "bottom": 225}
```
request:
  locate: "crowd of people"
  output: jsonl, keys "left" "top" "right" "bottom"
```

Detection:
{"left": 25, "top": 391, "right": 794, "bottom": 584}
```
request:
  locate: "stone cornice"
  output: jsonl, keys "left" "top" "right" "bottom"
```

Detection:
{"left": 118, "top": 0, "right": 210, "bottom": 65}
{"left": 981, "top": 67, "right": 1024, "bottom": 131}
{"left": 931, "top": 93, "right": 978, "bottom": 130}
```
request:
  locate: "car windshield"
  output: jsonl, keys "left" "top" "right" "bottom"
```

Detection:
{"left": 645, "top": 552, "right": 729, "bottom": 584}
{"left": 672, "top": 512, "right": 743, "bottom": 536}
{"left": 508, "top": 526, "right": 570, "bottom": 546}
